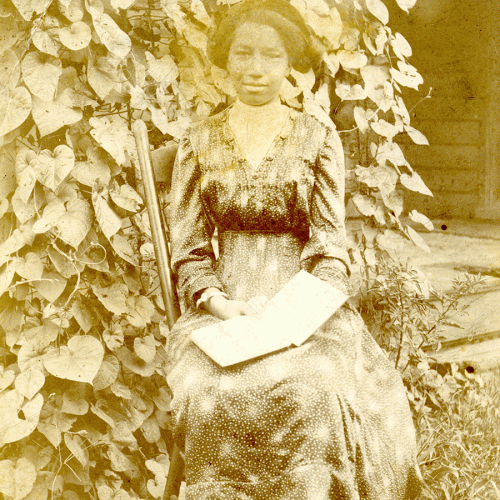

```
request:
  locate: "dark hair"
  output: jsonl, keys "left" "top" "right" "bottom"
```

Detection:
{"left": 207, "top": 0, "right": 318, "bottom": 73}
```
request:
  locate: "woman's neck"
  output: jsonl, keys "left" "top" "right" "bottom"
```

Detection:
{"left": 232, "top": 98, "right": 283, "bottom": 120}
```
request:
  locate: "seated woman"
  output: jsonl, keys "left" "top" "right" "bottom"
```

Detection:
{"left": 166, "top": 0, "right": 423, "bottom": 498}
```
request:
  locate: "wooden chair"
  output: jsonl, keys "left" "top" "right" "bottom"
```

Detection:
{"left": 133, "top": 121, "right": 185, "bottom": 500}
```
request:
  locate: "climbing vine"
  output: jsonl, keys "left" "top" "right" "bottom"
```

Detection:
{"left": 0, "top": 0, "right": 433, "bottom": 498}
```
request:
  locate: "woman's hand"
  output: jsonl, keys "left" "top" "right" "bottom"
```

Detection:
{"left": 203, "top": 294, "right": 254, "bottom": 321}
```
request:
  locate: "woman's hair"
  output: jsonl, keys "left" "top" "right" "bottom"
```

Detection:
{"left": 207, "top": 0, "right": 319, "bottom": 73}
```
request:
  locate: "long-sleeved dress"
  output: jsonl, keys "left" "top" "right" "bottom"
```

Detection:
{"left": 166, "top": 106, "right": 423, "bottom": 500}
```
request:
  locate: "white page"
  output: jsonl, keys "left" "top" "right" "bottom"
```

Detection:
{"left": 191, "top": 270, "right": 348, "bottom": 366}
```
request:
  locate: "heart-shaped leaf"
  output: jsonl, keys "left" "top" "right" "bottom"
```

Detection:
{"left": 32, "top": 27, "right": 60, "bottom": 56}
{"left": 116, "top": 347, "right": 157, "bottom": 377}
{"left": 93, "top": 13, "right": 131, "bottom": 59}
{"left": 59, "top": 0, "right": 84, "bottom": 21}
{"left": 0, "top": 369, "right": 15, "bottom": 391}
{"left": 400, "top": 171, "right": 433, "bottom": 197}
{"left": 0, "top": 87, "right": 31, "bottom": 137}
{"left": 145, "top": 51, "right": 178, "bottom": 88}
{"left": 62, "top": 389, "right": 89, "bottom": 415}
{"left": 92, "top": 354, "right": 119, "bottom": 390}
{"left": 14, "top": 368, "right": 45, "bottom": 400}
{"left": 109, "top": 181, "right": 142, "bottom": 212}
{"left": 92, "top": 281, "right": 128, "bottom": 315}
{"left": 366, "top": 0, "right": 389, "bottom": 24}
{"left": 145, "top": 459, "right": 166, "bottom": 499}
{"left": 59, "top": 21, "right": 92, "bottom": 50}
{"left": 15, "top": 150, "right": 40, "bottom": 204}
{"left": 11, "top": 0, "right": 51, "bottom": 20}
{"left": 404, "top": 125, "right": 429, "bottom": 145}
{"left": 13, "top": 252, "right": 44, "bottom": 281}
{"left": 21, "top": 52, "right": 62, "bottom": 101}
{"left": 36, "top": 402, "right": 76, "bottom": 447}
{"left": 110, "top": 233, "right": 139, "bottom": 265}
{"left": 337, "top": 49, "right": 368, "bottom": 70}
{"left": 36, "top": 145, "right": 74, "bottom": 191}
{"left": 92, "top": 187, "right": 122, "bottom": 239}
{"left": 33, "top": 272, "right": 67, "bottom": 302}
{"left": 32, "top": 94, "right": 83, "bottom": 138}
{"left": 406, "top": 226, "right": 430, "bottom": 253}
{"left": 0, "top": 50, "right": 20, "bottom": 92}
{"left": 87, "top": 56, "right": 119, "bottom": 100}
{"left": 134, "top": 336, "right": 157, "bottom": 363}
{"left": 394, "top": 0, "right": 416, "bottom": 13}
{"left": 89, "top": 116, "right": 137, "bottom": 166}
{"left": 0, "top": 458, "right": 37, "bottom": 500}
{"left": 44, "top": 336, "right": 104, "bottom": 384}
{"left": 126, "top": 296, "right": 155, "bottom": 328}
{"left": 409, "top": 210, "right": 434, "bottom": 231}
{"left": 0, "top": 390, "right": 44, "bottom": 445}
{"left": 0, "top": 263, "right": 15, "bottom": 296}
{"left": 72, "top": 155, "right": 111, "bottom": 187}
{"left": 64, "top": 434, "right": 89, "bottom": 466}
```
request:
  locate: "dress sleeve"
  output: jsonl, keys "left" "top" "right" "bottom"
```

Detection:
{"left": 300, "top": 125, "right": 352, "bottom": 295}
{"left": 169, "top": 134, "right": 224, "bottom": 308}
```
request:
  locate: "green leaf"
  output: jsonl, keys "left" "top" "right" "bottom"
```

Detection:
{"left": 355, "top": 164, "right": 397, "bottom": 193}
{"left": 352, "top": 192, "right": 385, "bottom": 224}
{"left": 404, "top": 125, "right": 429, "bottom": 145}
{"left": 303, "top": 8, "right": 342, "bottom": 48}
{"left": 92, "top": 187, "right": 122, "bottom": 239}
{"left": 126, "top": 295, "right": 155, "bottom": 329}
{"left": 366, "top": 0, "right": 389, "bottom": 24}
{"left": 93, "top": 13, "right": 131, "bottom": 59}
{"left": 37, "top": 401, "right": 76, "bottom": 447}
{"left": 92, "top": 281, "right": 129, "bottom": 315}
{"left": 62, "top": 388, "right": 89, "bottom": 415}
{"left": 15, "top": 150, "right": 39, "bottom": 204}
{"left": 0, "top": 458, "right": 37, "bottom": 500}
{"left": 64, "top": 433, "right": 88, "bottom": 466}
{"left": 89, "top": 116, "right": 136, "bottom": 166}
{"left": 32, "top": 27, "right": 60, "bottom": 57}
{"left": 13, "top": 252, "right": 44, "bottom": 281}
{"left": 32, "top": 94, "right": 83, "bottom": 138}
{"left": 0, "top": 390, "right": 44, "bottom": 445}
{"left": 381, "top": 188, "right": 403, "bottom": 217}
{"left": 72, "top": 298, "right": 99, "bottom": 332}
{"left": 110, "top": 233, "right": 139, "bottom": 266}
{"left": 59, "top": 0, "right": 84, "bottom": 22}
{"left": 0, "top": 225, "right": 36, "bottom": 267}
{"left": 103, "top": 322, "right": 124, "bottom": 350}
{"left": 43, "top": 335, "right": 105, "bottom": 384}
{"left": 33, "top": 271, "right": 67, "bottom": 302}
{"left": 146, "top": 51, "right": 179, "bottom": 89}
{"left": 0, "top": 17, "right": 23, "bottom": 54}
{"left": 406, "top": 226, "right": 430, "bottom": 253}
{"left": 37, "top": 145, "right": 74, "bottom": 191}
{"left": 12, "top": 190, "right": 36, "bottom": 224}
{"left": 335, "top": 81, "right": 367, "bottom": 101}
{"left": 133, "top": 335, "right": 157, "bottom": 363}
{"left": 400, "top": 171, "right": 433, "bottom": 197}
{"left": 371, "top": 118, "right": 400, "bottom": 140}
{"left": 141, "top": 417, "right": 161, "bottom": 443}
{"left": 391, "top": 32, "right": 412, "bottom": 60}
{"left": 87, "top": 56, "right": 119, "bottom": 100}
{"left": 107, "top": 443, "right": 135, "bottom": 472}
{"left": 409, "top": 209, "right": 434, "bottom": 231}
{"left": 145, "top": 459, "right": 166, "bottom": 499}
{"left": 0, "top": 263, "right": 15, "bottom": 296}
{"left": 92, "top": 354, "right": 119, "bottom": 390}
{"left": 111, "top": 0, "right": 136, "bottom": 10}
{"left": 0, "top": 50, "right": 20, "bottom": 92}
{"left": 360, "top": 64, "right": 393, "bottom": 111}
{"left": 109, "top": 181, "right": 142, "bottom": 213}
{"left": 14, "top": 368, "right": 45, "bottom": 400}
{"left": 116, "top": 347, "right": 157, "bottom": 377}
{"left": 337, "top": 49, "right": 368, "bottom": 71}
{"left": 390, "top": 62, "right": 423, "bottom": 90}
{"left": 0, "top": 369, "right": 15, "bottom": 391}
{"left": 47, "top": 246, "right": 83, "bottom": 278}
{"left": 0, "top": 87, "right": 32, "bottom": 137}
{"left": 11, "top": 0, "right": 51, "bottom": 21}
{"left": 394, "top": 0, "right": 416, "bottom": 13}
{"left": 72, "top": 155, "right": 111, "bottom": 187}
{"left": 59, "top": 21, "right": 92, "bottom": 50}
{"left": 21, "top": 52, "right": 62, "bottom": 101}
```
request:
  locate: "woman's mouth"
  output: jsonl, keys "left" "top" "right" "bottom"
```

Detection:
{"left": 244, "top": 83, "right": 267, "bottom": 91}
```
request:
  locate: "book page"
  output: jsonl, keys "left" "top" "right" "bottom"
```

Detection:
{"left": 190, "top": 271, "right": 348, "bottom": 366}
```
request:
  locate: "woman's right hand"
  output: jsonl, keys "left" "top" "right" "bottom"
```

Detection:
{"left": 203, "top": 294, "right": 254, "bottom": 321}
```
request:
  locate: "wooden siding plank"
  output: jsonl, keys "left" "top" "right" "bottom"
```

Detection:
{"left": 402, "top": 144, "right": 482, "bottom": 170}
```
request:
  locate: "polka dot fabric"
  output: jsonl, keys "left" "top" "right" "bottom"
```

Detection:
{"left": 166, "top": 108, "right": 423, "bottom": 499}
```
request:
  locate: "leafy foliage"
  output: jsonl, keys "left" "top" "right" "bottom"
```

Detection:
{"left": 358, "top": 257, "right": 500, "bottom": 498}
{"left": 0, "top": 0, "right": 434, "bottom": 498}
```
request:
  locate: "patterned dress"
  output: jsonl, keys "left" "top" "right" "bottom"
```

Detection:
{"left": 166, "top": 106, "right": 423, "bottom": 499}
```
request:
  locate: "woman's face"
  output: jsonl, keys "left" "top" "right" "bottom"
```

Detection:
{"left": 227, "top": 22, "right": 290, "bottom": 106}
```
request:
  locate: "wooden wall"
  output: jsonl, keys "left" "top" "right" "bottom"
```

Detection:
{"left": 389, "top": 0, "right": 490, "bottom": 219}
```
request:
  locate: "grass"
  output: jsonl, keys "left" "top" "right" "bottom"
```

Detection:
{"left": 417, "top": 367, "right": 500, "bottom": 499}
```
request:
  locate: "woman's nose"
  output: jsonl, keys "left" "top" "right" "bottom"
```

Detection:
{"left": 247, "top": 54, "right": 265, "bottom": 75}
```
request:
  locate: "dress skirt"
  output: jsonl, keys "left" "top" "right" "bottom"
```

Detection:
{"left": 166, "top": 231, "right": 423, "bottom": 499}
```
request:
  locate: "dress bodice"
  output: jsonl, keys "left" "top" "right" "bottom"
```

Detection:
{"left": 169, "top": 107, "right": 350, "bottom": 308}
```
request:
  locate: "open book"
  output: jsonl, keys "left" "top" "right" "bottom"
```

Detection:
{"left": 190, "top": 270, "right": 348, "bottom": 367}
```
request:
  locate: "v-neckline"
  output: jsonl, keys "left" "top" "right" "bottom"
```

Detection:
{"left": 224, "top": 105, "right": 292, "bottom": 177}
